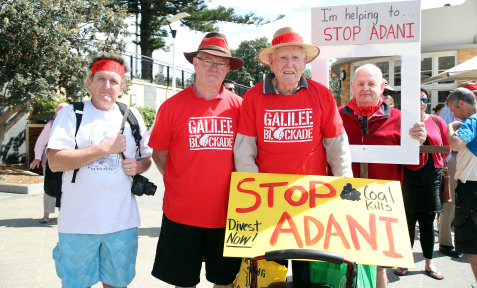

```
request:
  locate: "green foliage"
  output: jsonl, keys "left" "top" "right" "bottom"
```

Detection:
{"left": 31, "top": 98, "right": 66, "bottom": 115}
{"left": 0, "top": 0, "right": 130, "bottom": 111}
{"left": 228, "top": 37, "right": 271, "bottom": 86}
{"left": 30, "top": 98, "right": 68, "bottom": 124}
{"left": 329, "top": 77, "right": 341, "bottom": 98}
{"left": 303, "top": 68, "right": 312, "bottom": 79}
{"left": 135, "top": 105, "right": 156, "bottom": 130}
{"left": 117, "top": 0, "right": 284, "bottom": 79}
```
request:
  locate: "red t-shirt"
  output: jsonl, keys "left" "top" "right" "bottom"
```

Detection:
{"left": 238, "top": 79, "right": 344, "bottom": 175}
{"left": 148, "top": 85, "right": 242, "bottom": 228}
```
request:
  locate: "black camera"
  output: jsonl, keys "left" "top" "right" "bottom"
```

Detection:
{"left": 131, "top": 174, "right": 157, "bottom": 196}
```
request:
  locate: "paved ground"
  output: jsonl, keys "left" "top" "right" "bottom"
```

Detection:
{"left": 0, "top": 165, "right": 475, "bottom": 287}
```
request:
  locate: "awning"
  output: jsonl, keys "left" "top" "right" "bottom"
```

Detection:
{"left": 421, "top": 56, "right": 477, "bottom": 84}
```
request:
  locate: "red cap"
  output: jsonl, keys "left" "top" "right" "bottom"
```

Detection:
{"left": 463, "top": 83, "right": 477, "bottom": 92}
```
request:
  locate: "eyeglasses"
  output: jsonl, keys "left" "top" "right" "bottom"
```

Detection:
{"left": 420, "top": 98, "right": 429, "bottom": 103}
{"left": 195, "top": 56, "right": 230, "bottom": 69}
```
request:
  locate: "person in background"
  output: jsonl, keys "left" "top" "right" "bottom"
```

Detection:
{"left": 437, "top": 82, "right": 477, "bottom": 258}
{"left": 339, "top": 64, "right": 427, "bottom": 288}
{"left": 446, "top": 87, "right": 477, "bottom": 281}
{"left": 223, "top": 79, "right": 236, "bottom": 93}
{"left": 385, "top": 96, "right": 394, "bottom": 108}
{"left": 381, "top": 79, "right": 396, "bottom": 105}
{"left": 394, "top": 88, "right": 448, "bottom": 280}
{"left": 30, "top": 102, "right": 68, "bottom": 223}
{"left": 148, "top": 32, "right": 243, "bottom": 288}
{"left": 433, "top": 104, "right": 445, "bottom": 115}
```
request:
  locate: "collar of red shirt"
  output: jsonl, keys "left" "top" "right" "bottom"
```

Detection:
{"left": 263, "top": 73, "right": 308, "bottom": 95}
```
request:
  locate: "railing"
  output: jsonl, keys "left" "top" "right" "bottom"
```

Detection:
{"left": 123, "top": 52, "right": 195, "bottom": 89}
{"left": 123, "top": 52, "right": 251, "bottom": 96}
{"left": 234, "top": 83, "right": 250, "bottom": 97}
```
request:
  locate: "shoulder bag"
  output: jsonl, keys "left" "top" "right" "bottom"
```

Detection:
{"left": 431, "top": 115, "right": 452, "bottom": 203}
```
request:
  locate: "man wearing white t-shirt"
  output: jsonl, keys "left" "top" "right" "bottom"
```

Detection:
{"left": 48, "top": 53, "right": 152, "bottom": 288}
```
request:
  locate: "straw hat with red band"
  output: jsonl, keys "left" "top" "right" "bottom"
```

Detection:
{"left": 257, "top": 27, "right": 320, "bottom": 66}
{"left": 184, "top": 32, "right": 243, "bottom": 71}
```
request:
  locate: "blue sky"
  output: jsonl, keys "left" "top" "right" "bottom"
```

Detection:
{"left": 129, "top": 0, "right": 466, "bottom": 70}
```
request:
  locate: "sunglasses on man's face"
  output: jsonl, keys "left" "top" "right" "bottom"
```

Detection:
{"left": 420, "top": 98, "right": 429, "bottom": 103}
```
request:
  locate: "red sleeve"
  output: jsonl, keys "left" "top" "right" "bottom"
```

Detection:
{"left": 148, "top": 102, "right": 172, "bottom": 150}
{"left": 237, "top": 87, "right": 258, "bottom": 137}
{"left": 319, "top": 85, "right": 345, "bottom": 138}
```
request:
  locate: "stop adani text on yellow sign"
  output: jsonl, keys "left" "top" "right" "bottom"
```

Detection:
{"left": 224, "top": 172, "right": 414, "bottom": 268}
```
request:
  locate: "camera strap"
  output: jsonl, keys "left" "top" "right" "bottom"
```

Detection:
{"left": 119, "top": 106, "right": 130, "bottom": 160}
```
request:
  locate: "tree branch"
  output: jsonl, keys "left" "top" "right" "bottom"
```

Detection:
{"left": 0, "top": 104, "right": 23, "bottom": 126}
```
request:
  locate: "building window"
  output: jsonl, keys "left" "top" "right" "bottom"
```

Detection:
{"left": 438, "top": 56, "right": 457, "bottom": 84}
{"left": 438, "top": 90, "right": 452, "bottom": 104}
{"left": 394, "top": 60, "right": 401, "bottom": 87}
{"left": 421, "top": 57, "right": 432, "bottom": 81}
{"left": 375, "top": 62, "right": 389, "bottom": 82}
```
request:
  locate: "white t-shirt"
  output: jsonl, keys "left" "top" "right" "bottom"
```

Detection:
{"left": 455, "top": 145, "right": 477, "bottom": 183}
{"left": 48, "top": 100, "right": 152, "bottom": 234}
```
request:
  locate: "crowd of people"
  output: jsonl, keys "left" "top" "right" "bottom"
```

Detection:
{"left": 30, "top": 26, "right": 477, "bottom": 288}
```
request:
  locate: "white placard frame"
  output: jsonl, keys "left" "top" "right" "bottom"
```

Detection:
{"left": 311, "top": 1, "right": 421, "bottom": 165}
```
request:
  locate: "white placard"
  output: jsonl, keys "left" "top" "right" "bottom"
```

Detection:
{"left": 315, "top": 1, "right": 420, "bottom": 46}
{"left": 311, "top": 0, "right": 422, "bottom": 165}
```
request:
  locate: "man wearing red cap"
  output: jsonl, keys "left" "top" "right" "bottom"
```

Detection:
{"left": 463, "top": 82, "right": 477, "bottom": 97}
{"left": 148, "top": 32, "right": 244, "bottom": 288}
{"left": 47, "top": 53, "right": 153, "bottom": 288}
{"left": 234, "top": 26, "right": 353, "bottom": 282}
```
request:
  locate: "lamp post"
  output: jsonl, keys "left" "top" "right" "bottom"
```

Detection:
{"left": 166, "top": 12, "right": 190, "bottom": 95}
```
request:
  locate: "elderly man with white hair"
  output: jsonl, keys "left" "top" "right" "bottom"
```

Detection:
{"left": 234, "top": 26, "right": 353, "bottom": 284}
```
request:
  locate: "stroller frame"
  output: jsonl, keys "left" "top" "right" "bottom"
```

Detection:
{"left": 249, "top": 249, "right": 357, "bottom": 288}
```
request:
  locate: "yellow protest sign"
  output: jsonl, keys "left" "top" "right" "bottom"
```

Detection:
{"left": 224, "top": 172, "right": 414, "bottom": 268}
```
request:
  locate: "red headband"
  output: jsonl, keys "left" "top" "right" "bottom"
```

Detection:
{"left": 272, "top": 32, "right": 304, "bottom": 46}
{"left": 91, "top": 60, "right": 125, "bottom": 80}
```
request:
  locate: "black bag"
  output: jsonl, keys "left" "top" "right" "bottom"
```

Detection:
{"left": 44, "top": 102, "right": 142, "bottom": 207}
{"left": 44, "top": 160, "right": 63, "bottom": 207}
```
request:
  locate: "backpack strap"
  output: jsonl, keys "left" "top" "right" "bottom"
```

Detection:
{"left": 116, "top": 102, "right": 142, "bottom": 157}
{"left": 71, "top": 101, "right": 84, "bottom": 183}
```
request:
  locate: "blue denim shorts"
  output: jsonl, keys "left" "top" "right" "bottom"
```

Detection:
{"left": 53, "top": 228, "right": 138, "bottom": 288}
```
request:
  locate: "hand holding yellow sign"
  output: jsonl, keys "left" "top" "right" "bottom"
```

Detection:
{"left": 224, "top": 172, "right": 414, "bottom": 268}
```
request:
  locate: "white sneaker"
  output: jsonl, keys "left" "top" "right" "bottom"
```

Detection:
{"left": 40, "top": 217, "right": 49, "bottom": 223}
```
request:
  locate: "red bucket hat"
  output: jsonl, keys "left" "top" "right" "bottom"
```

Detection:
{"left": 184, "top": 32, "right": 243, "bottom": 71}
{"left": 257, "top": 27, "right": 320, "bottom": 66}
